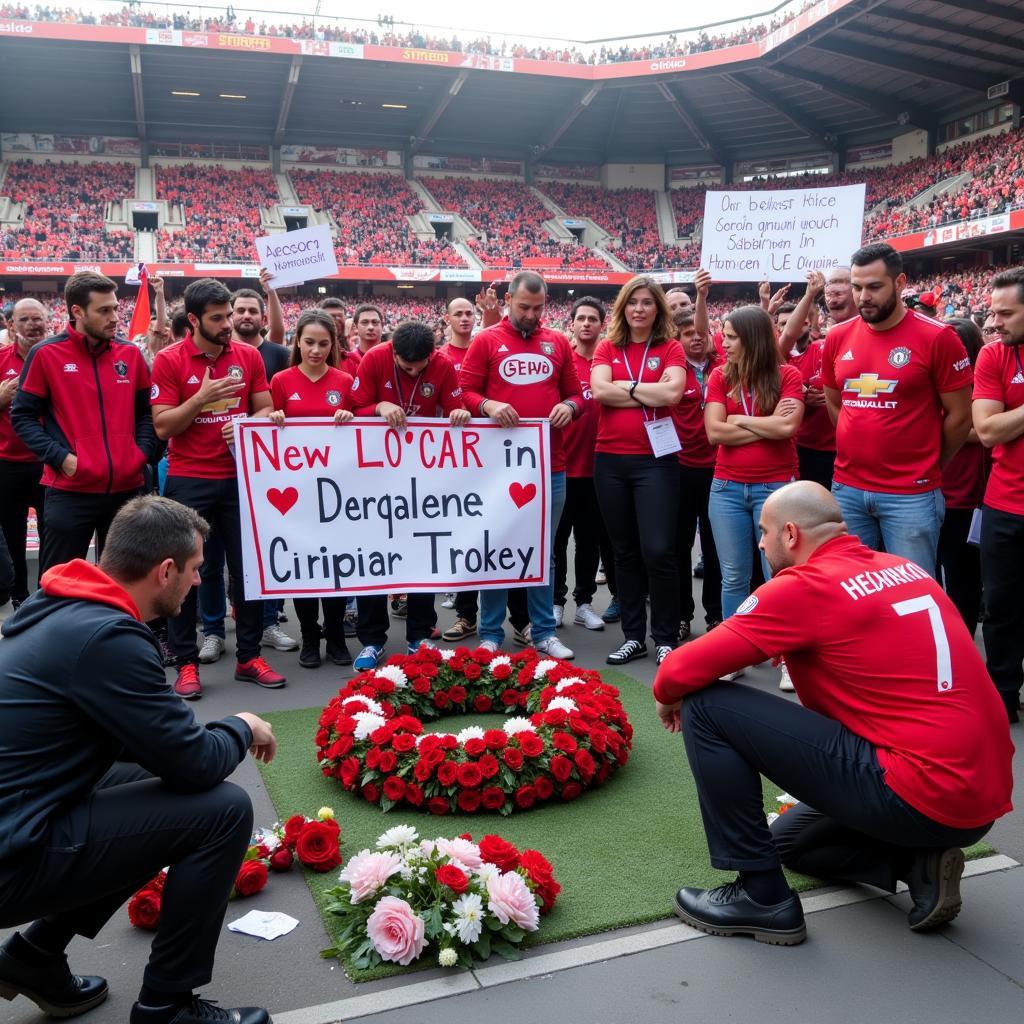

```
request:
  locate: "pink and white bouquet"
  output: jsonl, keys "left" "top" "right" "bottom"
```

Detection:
{"left": 322, "top": 826, "right": 560, "bottom": 970}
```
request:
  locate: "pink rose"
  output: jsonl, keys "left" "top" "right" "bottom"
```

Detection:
{"left": 338, "top": 850, "right": 402, "bottom": 904}
{"left": 486, "top": 870, "right": 540, "bottom": 932}
{"left": 366, "top": 896, "right": 426, "bottom": 966}
{"left": 434, "top": 837, "right": 483, "bottom": 871}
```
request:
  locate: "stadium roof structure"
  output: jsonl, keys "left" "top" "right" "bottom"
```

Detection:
{"left": 1, "top": 0, "right": 1023, "bottom": 168}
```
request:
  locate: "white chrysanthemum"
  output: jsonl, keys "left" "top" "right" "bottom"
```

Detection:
{"left": 438, "top": 947, "right": 458, "bottom": 968}
{"left": 546, "top": 696, "right": 578, "bottom": 714}
{"left": 438, "top": 647, "right": 456, "bottom": 661}
{"left": 341, "top": 695, "right": 385, "bottom": 716}
{"left": 474, "top": 862, "right": 500, "bottom": 884}
{"left": 376, "top": 664, "right": 409, "bottom": 689}
{"left": 776, "top": 793, "right": 796, "bottom": 805}
{"left": 450, "top": 892, "right": 485, "bottom": 944}
{"left": 489, "top": 655, "right": 512, "bottom": 669}
{"left": 376, "top": 824, "right": 419, "bottom": 850}
{"left": 503, "top": 717, "right": 537, "bottom": 735}
{"left": 456, "top": 726, "right": 486, "bottom": 744}
{"left": 554, "top": 677, "right": 584, "bottom": 692}
{"left": 533, "top": 658, "right": 558, "bottom": 680}
{"left": 352, "top": 711, "right": 387, "bottom": 741}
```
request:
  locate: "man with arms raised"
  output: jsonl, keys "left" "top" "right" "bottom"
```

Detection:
{"left": 654, "top": 482, "right": 1012, "bottom": 945}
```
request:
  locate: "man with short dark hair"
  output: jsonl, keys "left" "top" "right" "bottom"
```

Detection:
{"left": 352, "top": 303, "right": 384, "bottom": 356}
{"left": 822, "top": 243, "right": 973, "bottom": 572}
{"left": 12, "top": 271, "right": 158, "bottom": 573}
{"left": 0, "top": 494, "right": 275, "bottom": 1024}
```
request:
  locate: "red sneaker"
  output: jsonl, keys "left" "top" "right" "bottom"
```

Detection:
{"left": 174, "top": 663, "right": 202, "bottom": 700}
{"left": 235, "top": 657, "right": 286, "bottom": 689}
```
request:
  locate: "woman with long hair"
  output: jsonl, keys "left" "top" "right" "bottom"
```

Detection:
{"left": 268, "top": 309, "right": 355, "bottom": 668}
{"left": 592, "top": 276, "right": 686, "bottom": 666}
{"left": 704, "top": 304, "right": 804, "bottom": 628}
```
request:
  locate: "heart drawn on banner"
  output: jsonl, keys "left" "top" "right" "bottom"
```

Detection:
{"left": 267, "top": 487, "right": 299, "bottom": 516}
{"left": 508, "top": 482, "right": 537, "bottom": 509}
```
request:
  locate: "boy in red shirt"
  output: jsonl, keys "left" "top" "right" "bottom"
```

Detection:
{"left": 654, "top": 481, "right": 1012, "bottom": 946}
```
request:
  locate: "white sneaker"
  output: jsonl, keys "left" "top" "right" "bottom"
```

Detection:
{"left": 441, "top": 593, "right": 456, "bottom": 609}
{"left": 534, "top": 636, "right": 574, "bottom": 660}
{"left": 553, "top": 605, "right": 564, "bottom": 628}
{"left": 198, "top": 634, "right": 225, "bottom": 664}
{"left": 262, "top": 624, "right": 299, "bottom": 651}
{"left": 779, "top": 663, "right": 795, "bottom": 692}
{"left": 479, "top": 640, "right": 501, "bottom": 653}
{"left": 573, "top": 603, "right": 605, "bottom": 631}
{"left": 721, "top": 668, "right": 745, "bottom": 681}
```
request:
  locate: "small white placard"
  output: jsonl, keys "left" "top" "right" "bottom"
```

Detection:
{"left": 254, "top": 223, "right": 337, "bottom": 289}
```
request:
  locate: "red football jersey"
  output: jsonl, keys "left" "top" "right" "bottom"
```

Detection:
{"left": 787, "top": 340, "right": 836, "bottom": 452}
{"left": 349, "top": 342, "right": 464, "bottom": 417}
{"left": 672, "top": 353, "right": 718, "bottom": 469}
{"left": 270, "top": 365, "right": 354, "bottom": 418}
{"left": 151, "top": 337, "right": 269, "bottom": 480}
{"left": 438, "top": 341, "right": 471, "bottom": 375}
{"left": 562, "top": 349, "right": 598, "bottom": 478}
{"left": 654, "top": 535, "right": 1014, "bottom": 829}
{"left": 592, "top": 338, "right": 686, "bottom": 456}
{"left": 0, "top": 343, "right": 36, "bottom": 462}
{"left": 973, "top": 341, "right": 1024, "bottom": 515}
{"left": 706, "top": 362, "right": 803, "bottom": 483}
{"left": 822, "top": 311, "right": 972, "bottom": 493}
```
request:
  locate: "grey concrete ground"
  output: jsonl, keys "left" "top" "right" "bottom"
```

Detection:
{"left": 2, "top": 561, "right": 1022, "bottom": 1024}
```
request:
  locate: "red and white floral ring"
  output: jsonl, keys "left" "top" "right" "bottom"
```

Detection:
{"left": 316, "top": 645, "right": 633, "bottom": 815}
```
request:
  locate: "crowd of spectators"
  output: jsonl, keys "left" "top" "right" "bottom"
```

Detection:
{"left": 287, "top": 169, "right": 465, "bottom": 267}
{"left": 0, "top": 2, "right": 816, "bottom": 64}
{"left": 155, "top": 163, "right": 279, "bottom": 263}
{"left": 0, "top": 159, "right": 135, "bottom": 261}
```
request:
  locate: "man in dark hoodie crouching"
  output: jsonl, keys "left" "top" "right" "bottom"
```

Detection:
{"left": 0, "top": 495, "right": 276, "bottom": 1024}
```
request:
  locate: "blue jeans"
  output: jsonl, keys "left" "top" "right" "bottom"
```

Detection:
{"left": 198, "top": 530, "right": 227, "bottom": 639}
{"left": 709, "top": 479, "right": 788, "bottom": 619}
{"left": 832, "top": 482, "right": 943, "bottom": 579}
{"left": 480, "top": 471, "right": 565, "bottom": 646}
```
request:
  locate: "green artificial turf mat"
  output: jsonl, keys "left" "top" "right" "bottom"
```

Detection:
{"left": 258, "top": 670, "right": 993, "bottom": 980}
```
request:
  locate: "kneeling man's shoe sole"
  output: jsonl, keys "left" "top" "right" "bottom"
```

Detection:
{"left": 673, "top": 883, "right": 806, "bottom": 946}
{"left": 908, "top": 847, "right": 965, "bottom": 931}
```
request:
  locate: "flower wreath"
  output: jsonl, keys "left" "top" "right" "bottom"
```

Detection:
{"left": 315, "top": 645, "right": 633, "bottom": 815}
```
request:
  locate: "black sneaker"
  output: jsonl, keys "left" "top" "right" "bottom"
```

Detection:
{"left": 673, "top": 880, "right": 806, "bottom": 945}
{"left": 0, "top": 938, "right": 108, "bottom": 1017}
{"left": 907, "top": 847, "right": 965, "bottom": 931}
{"left": 130, "top": 995, "right": 270, "bottom": 1024}
{"left": 325, "top": 637, "right": 353, "bottom": 666}
{"left": 298, "top": 638, "right": 321, "bottom": 669}
{"left": 606, "top": 639, "right": 647, "bottom": 665}
{"left": 693, "top": 557, "right": 705, "bottom": 579}
{"left": 677, "top": 621, "right": 692, "bottom": 644}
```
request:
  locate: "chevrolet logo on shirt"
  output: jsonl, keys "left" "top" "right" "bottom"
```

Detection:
{"left": 843, "top": 374, "right": 897, "bottom": 398}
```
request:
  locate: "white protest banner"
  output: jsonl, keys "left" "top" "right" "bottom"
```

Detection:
{"left": 253, "top": 223, "right": 338, "bottom": 289}
{"left": 699, "top": 183, "right": 866, "bottom": 281}
{"left": 236, "top": 418, "right": 551, "bottom": 600}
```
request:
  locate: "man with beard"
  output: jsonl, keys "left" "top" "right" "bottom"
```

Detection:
{"left": 150, "top": 279, "right": 284, "bottom": 699}
{"left": 821, "top": 243, "right": 972, "bottom": 573}
{"left": 0, "top": 495, "right": 276, "bottom": 1024}
{"left": 654, "top": 481, "right": 1013, "bottom": 946}
{"left": 972, "top": 266, "right": 1024, "bottom": 722}
{"left": 0, "top": 299, "right": 49, "bottom": 608}
{"left": 12, "top": 273, "right": 157, "bottom": 574}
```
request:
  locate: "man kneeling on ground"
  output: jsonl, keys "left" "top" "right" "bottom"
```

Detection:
{"left": 0, "top": 495, "right": 275, "bottom": 1023}
{"left": 653, "top": 480, "right": 1013, "bottom": 945}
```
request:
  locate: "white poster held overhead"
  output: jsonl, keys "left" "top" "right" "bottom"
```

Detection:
{"left": 235, "top": 418, "right": 551, "bottom": 600}
{"left": 699, "top": 184, "right": 866, "bottom": 282}
{"left": 253, "top": 223, "right": 338, "bottom": 289}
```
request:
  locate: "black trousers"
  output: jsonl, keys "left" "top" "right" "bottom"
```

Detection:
{"left": 454, "top": 588, "right": 529, "bottom": 630}
{"left": 676, "top": 464, "right": 722, "bottom": 625}
{"left": 937, "top": 506, "right": 982, "bottom": 638}
{"left": 0, "top": 459, "right": 45, "bottom": 602}
{"left": 164, "top": 475, "right": 263, "bottom": 664}
{"left": 357, "top": 593, "right": 436, "bottom": 648}
{"left": 38, "top": 487, "right": 137, "bottom": 575}
{"left": 554, "top": 476, "right": 614, "bottom": 607}
{"left": 682, "top": 683, "right": 991, "bottom": 888}
{"left": 796, "top": 445, "right": 836, "bottom": 491}
{"left": 980, "top": 504, "right": 1024, "bottom": 717}
{"left": 294, "top": 596, "right": 346, "bottom": 643}
{"left": 0, "top": 763, "right": 252, "bottom": 994}
{"left": 594, "top": 452, "right": 679, "bottom": 646}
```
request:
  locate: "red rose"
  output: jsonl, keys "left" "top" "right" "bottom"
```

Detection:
{"left": 437, "top": 761, "right": 458, "bottom": 787}
{"left": 376, "top": 678, "right": 395, "bottom": 695}
{"left": 518, "top": 733, "right": 544, "bottom": 758}
{"left": 412, "top": 677, "right": 431, "bottom": 694}
{"left": 478, "top": 754, "right": 500, "bottom": 779}
{"left": 491, "top": 663, "right": 512, "bottom": 681}
{"left": 473, "top": 695, "right": 493, "bottom": 712}
{"left": 519, "top": 849, "right": 561, "bottom": 913}
{"left": 561, "top": 782, "right": 582, "bottom": 801}
{"left": 295, "top": 821, "right": 343, "bottom": 872}
{"left": 483, "top": 729, "right": 507, "bottom": 750}
{"left": 456, "top": 762, "right": 483, "bottom": 788}
{"left": 502, "top": 747, "right": 524, "bottom": 770}
{"left": 366, "top": 747, "right": 381, "bottom": 770}
{"left": 464, "top": 738, "right": 486, "bottom": 757}
{"left": 392, "top": 733, "right": 417, "bottom": 752}
{"left": 549, "top": 755, "right": 573, "bottom": 782}
{"left": 440, "top": 736, "right": 459, "bottom": 750}
{"left": 423, "top": 746, "right": 445, "bottom": 768}
{"left": 404, "top": 783, "right": 424, "bottom": 806}
{"left": 500, "top": 688, "right": 520, "bottom": 706}
{"left": 370, "top": 726, "right": 391, "bottom": 745}
{"left": 433, "top": 690, "right": 449, "bottom": 708}
{"left": 269, "top": 846, "right": 294, "bottom": 872}
{"left": 413, "top": 760, "right": 433, "bottom": 782}
{"left": 378, "top": 750, "right": 398, "bottom": 773}
{"left": 234, "top": 859, "right": 268, "bottom": 897}
{"left": 395, "top": 715, "right": 423, "bottom": 734}
{"left": 479, "top": 834, "right": 519, "bottom": 872}
{"left": 383, "top": 776, "right": 406, "bottom": 802}
{"left": 326, "top": 735, "right": 353, "bottom": 759}
{"left": 533, "top": 775, "right": 554, "bottom": 801}
{"left": 514, "top": 785, "right": 536, "bottom": 809}
{"left": 552, "top": 731, "right": 577, "bottom": 753}
{"left": 334, "top": 715, "right": 357, "bottom": 735}
{"left": 590, "top": 730, "right": 607, "bottom": 754}
{"left": 435, "top": 864, "right": 470, "bottom": 893}
{"left": 481, "top": 786, "right": 506, "bottom": 810}
{"left": 574, "top": 749, "right": 596, "bottom": 778}
{"left": 543, "top": 709, "right": 568, "bottom": 727}
{"left": 338, "top": 757, "right": 360, "bottom": 788}
{"left": 419, "top": 665, "right": 438, "bottom": 679}
{"left": 282, "top": 814, "right": 307, "bottom": 848}
{"left": 457, "top": 789, "right": 482, "bottom": 812}
{"left": 449, "top": 684, "right": 469, "bottom": 701}
{"left": 462, "top": 663, "right": 481, "bottom": 681}
{"left": 127, "top": 887, "right": 161, "bottom": 930}
{"left": 361, "top": 782, "right": 380, "bottom": 805}
{"left": 428, "top": 797, "right": 450, "bottom": 815}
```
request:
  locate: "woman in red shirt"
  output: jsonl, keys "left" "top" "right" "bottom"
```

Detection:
{"left": 592, "top": 276, "right": 686, "bottom": 667}
{"left": 269, "top": 310, "right": 354, "bottom": 669}
{"left": 704, "top": 305, "right": 804, "bottom": 622}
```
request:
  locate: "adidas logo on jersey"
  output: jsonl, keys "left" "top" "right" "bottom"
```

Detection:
{"left": 841, "top": 350, "right": 855, "bottom": 361}
{"left": 384, "top": 380, "right": 393, "bottom": 389}
{"left": 290, "top": 391, "right": 302, "bottom": 399}
{"left": 187, "top": 374, "right": 200, "bottom": 384}
{"left": 497, "top": 344, "right": 509, "bottom": 352}
{"left": 1012, "top": 372, "right": 1024, "bottom": 385}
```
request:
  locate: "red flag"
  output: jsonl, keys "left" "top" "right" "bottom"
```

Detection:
{"left": 127, "top": 263, "right": 151, "bottom": 340}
